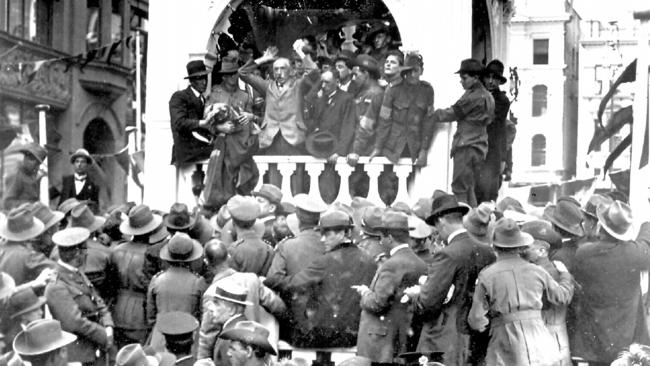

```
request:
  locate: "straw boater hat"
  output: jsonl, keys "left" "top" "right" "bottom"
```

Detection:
{"left": 159, "top": 232, "right": 203, "bottom": 263}
{"left": 29, "top": 202, "right": 64, "bottom": 231}
{"left": 0, "top": 207, "right": 45, "bottom": 241}
{"left": 69, "top": 148, "right": 93, "bottom": 164}
{"left": 13, "top": 319, "right": 76, "bottom": 356}
{"left": 219, "top": 320, "right": 277, "bottom": 355}
{"left": 163, "top": 203, "right": 196, "bottom": 231}
{"left": 596, "top": 200, "right": 635, "bottom": 241}
{"left": 69, "top": 203, "right": 106, "bottom": 233}
{"left": 491, "top": 218, "right": 534, "bottom": 248}
{"left": 120, "top": 204, "right": 163, "bottom": 236}
{"left": 208, "top": 279, "right": 252, "bottom": 306}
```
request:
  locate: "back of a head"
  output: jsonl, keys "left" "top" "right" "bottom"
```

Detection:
{"left": 204, "top": 239, "right": 229, "bottom": 266}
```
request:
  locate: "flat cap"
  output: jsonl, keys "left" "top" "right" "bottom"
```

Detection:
{"left": 227, "top": 195, "right": 261, "bottom": 221}
{"left": 52, "top": 227, "right": 90, "bottom": 247}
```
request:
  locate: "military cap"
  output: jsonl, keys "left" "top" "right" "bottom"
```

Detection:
{"left": 157, "top": 311, "right": 199, "bottom": 336}
{"left": 52, "top": 227, "right": 90, "bottom": 247}
{"left": 252, "top": 184, "right": 282, "bottom": 205}
{"left": 377, "top": 211, "right": 413, "bottom": 232}
{"left": 227, "top": 195, "right": 261, "bottom": 221}
{"left": 316, "top": 210, "right": 353, "bottom": 231}
{"left": 293, "top": 194, "right": 327, "bottom": 213}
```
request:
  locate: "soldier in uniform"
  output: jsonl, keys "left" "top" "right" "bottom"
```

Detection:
{"left": 252, "top": 184, "right": 283, "bottom": 246}
{"left": 12, "top": 319, "right": 77, "bottom": 366}
{"left": 110, "top": 204, "right": 164, "bottom": 348}
{"left": 207, "top": 56, "right": 255, "bottom": 123}
{"left": 157, "top": 311, "right": 200, "bottom": 366}
{"left": 226, "top": 195, "right": 274, "bottom": 276}
{"left": 45, "top": 227, "right": 115, "bottom": 366}
{"left": 219, "top": 321, "right": 277, "bottom": 366}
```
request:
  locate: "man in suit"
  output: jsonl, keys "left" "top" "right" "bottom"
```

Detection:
{"left": 59, "top": 148, "right": 100, "bottom": 213}
{"left": 354, "top": 210, "right": 428, "bottom": 364}
{"left": 45, "top": 227, "right": 115, "bottom": 365}
{"left": 405, "top": 194, "right": 496, "bottom": 366}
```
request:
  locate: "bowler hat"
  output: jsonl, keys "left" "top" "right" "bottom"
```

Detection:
{"left": 52, "top": 227, "right": 90, "bottom": 247}
{"left": 157, "top": 311, "right": 199, "bottom": 336}
{"left": 208, "top": 279, "right": 252, "bottom": 306}
{"left": 18, "top": 143, "right": 47, "bottom": 163}
{"left": 316, "top": 210, "right": 353, "bottom": 231}
{"left": 0, "top": 207, "right": 45, "bottom": 241}
{"left": 227, "top": 195, "right": 261, "bottom": 222}
{"left": 58, "top": 198, "right": 81, "bottom": 215}
{"left": 120, "top": 204, "right": 163, "bottom": 236}
{"left": 305, "top": 130, "right": 337, "bottom": 159}
{"left": 8, "top": 288, "right": 46, "bottom": 319}
{"left": 425, "top": 194, "right": 469, "bottom": 225}
{"left": 484, "top": 60, "right": 507, "bottom": 84}
{"left": 293, "top": 193, "right": 328, "bottom": 213}
{"left": 596, "top": 200, "right": 635, "bottom": 241}
{"left": 163, "top": 203, "right": 196, "bottom": 231}
{"left": 521, "top": 220, "right": 562, "bottom": 249}
{"left": 69, "top": 148, "right": 94, "bottom": 165}
{"left": 252, "top": 184, "right": 282, "bottom": 205}
{"left": 13, "top": 319, "right": 76, "bottom": 356}
{"left": 159, "top": 232, "right": 203, "bottom": 262}
{"left": 219, "top": 320, "right": 277, "bottom": 355}
{"left": 354, "top": 54, "right": 380, "bottom": 77}
{"left": 455, "top": 58, "right": 484, "bottom": 75}
{"left": 409, "top": 216, "right": 432, "bottom": 239}
{"left": 361, "top": 206, "right": 384, "bottom": 236}
{"left": 183, "top": 60, "right": 210, "bottom": 79}
{"left": 69, "top": 203, "right": 106, "bottom": 233}
{"left": 463, "top": 202, "right": 494, "bottom": 238}
{"left": 492, "top": 218, "right": 534, "bottom": 248}
{"left": 0, "top": 272, "right": 16, "bottom": 300}
{"left": 376, "top": 211, "right": 413, "bottom": 232}
{"left": 582, "top": 194, "right": 613, "bottom": 220}
{"left": 544, "top": 200, "right": 585, "bottom": 237}
{"left": 29, "top": 202, "right": 64, "bottom": 231}
{"left": 116, "top": 343, "right": 159, "bottom": 366}
{"left": 217, "top": 56, "right": 240, "bottom": 74}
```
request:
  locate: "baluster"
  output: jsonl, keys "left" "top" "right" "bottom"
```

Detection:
{"left": 394, "top": 164, "right": 413, "bottom": 203}
{"left": 255, "top": 162, "right": 269, "bottom": 191}
{"left": 304, "top": 161, "right": 327, "bottom": 206}
{"left": 333, "top": 159, "right": 353, "bottom": 204}
{"left": 365, "top": 163, "right": 383, "bottom": 205}
{"left": 277, "top": 162, "right": 296, "bottom": 200}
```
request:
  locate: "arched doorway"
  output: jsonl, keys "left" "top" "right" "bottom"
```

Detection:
{"left": 83, "top": 118, "right": 116, "bottom": 207}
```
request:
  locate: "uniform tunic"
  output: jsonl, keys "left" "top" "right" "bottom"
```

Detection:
{"left": 536, "top": 257, "right": 571, "bottom": 366}
{"left": 468, "top": 255, "right": 574, "bottom": 366}
{"left": 228, "top": 229, "right": 274, "bottom": 276}
{"left": 0, "top": 241, "right": 54, "bottom": 285}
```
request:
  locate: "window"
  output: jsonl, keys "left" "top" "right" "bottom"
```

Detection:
{"left": 533, "top": 39, "right": 549, "bottom": 64}
{"left": 532, "top": 85, "right": 547, "bottom": 117}
{"left": 5, "top": 0, "right": 53, "bottom": 45}
{"left": 531, "top": 134, "right": 546, "bottom": 167}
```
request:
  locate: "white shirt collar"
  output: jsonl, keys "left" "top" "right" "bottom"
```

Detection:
{"left": 190, "top": 86, "right": 202, "bottom": 98}
{"left": 389, "top": 243, "right": 410, "bottom": 257}
{"left": 57, "top": 259, "right": 78, "bottom": 273}
{"left": 447, "top": 228, "right": 467, "bottom": 244}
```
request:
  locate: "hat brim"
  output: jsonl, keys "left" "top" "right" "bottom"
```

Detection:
{"left": 492, "top": 232, "right": 534, "bottom": 248}
{"left": 305, "top": 139, "right": 337, "bottom": 159}
{"left": 184, "top": 70, "right": 210, "bottom": 79}
{"left": 361, "top": 224, "right": 381, "bottom": 237}
{"left": 0, "top": 218, "right": 45, "bottom": 242}
{"left": 0, "top": 272, "right": 16, "bottom": 299}
{"left": 252, "top": 191, "right": 281, "bottom": 205}
{"left": 159, "top": 240, "right": 203, "bottom": 262}
{"left": 11, "top": 296, "right": 46, "bottom": 319}
{"left": 42, "top": 211, "right": 65, "bottom": 231}
{"left": 425, "top": 206, "right": 470, "bottom": 225}
{"left": 217, "top": 67, "right": 239, "bottom": 74}
{"left": 71, "top": 216, "right": 106, "bottom": 233}
{"left": 213, "top": 292, "right": 253, "bottom": 306}
{"left": 219, "top": 329, "right": 277, "bottom": 355}
{"left": 69, "top": 154, "right": 93, "bottom": 165}
{"left": 13, "top": 328, "right": 76, "bottom": 356}
{"left": 462, "top": 215, "right": 488, "bottom": 237}
{"left": 148, "top": 227, "right": 169, "bottom": 244}
{"left": 120, "top": 214, "right": 163, "bottom": 236}
{"left": 545, "top": 206, "right": 584, "bottom": 237}
{"left": 163, "top": 214, "right": 196, "bottom": 231}
{"left": 596, "top": 208, "right": 635, "bottom": 241}
{"left": 18, "top": 148, "right": 45, "bottom": 163}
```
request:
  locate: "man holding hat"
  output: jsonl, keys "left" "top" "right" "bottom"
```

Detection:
{"left": 156, "top": 311, "right": 200, "bottom": 365}
{"left": 571, "top": 201, "right": 650, "bottom": 364}
{"left": 45, "top": 227, "right": 115, "bottom": 365}
{"left": 3, "top": 142, "right": 47, "bottom": 210}
{"left": 354, "top": 210, "right": 427, "bottom": 364}
{"left": 109, "top": 204, "right": 164, "bottom": 348}
{"left": 475, "top": 59, "right": 511, "bottom": 204}
{"left": 220, "top": 321, "right": 276, "bottom": 366}
{"left": 406, "top": 194, "right": 495, "bottom": 366}
{"left": 12, "top": 319, "right": 77, "bottom": 366}
{"left": 468, "top": 218, "right": 574, "bottom": 366}
{"left": 431, "top": 59, "right": 495, "bottom": 207}
{"left": 60, "top": 148, "right": 100, "bottom": 213}
{"left": 207, "top": 56, "right": 254, "bottom": 121}
{"left": 252, "top": 184, "right": 283, "bottom": 246}
{"left": 227, "top": 195, "right": 274, "bottom": 276}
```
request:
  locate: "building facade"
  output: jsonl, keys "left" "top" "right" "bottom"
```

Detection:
{"left": 506, "top": 0, "right": 580, "bottom": 183}
{"left": 0, "top": 0, "right": 147, "bottom": 209}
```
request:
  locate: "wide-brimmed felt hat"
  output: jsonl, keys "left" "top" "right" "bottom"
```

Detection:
{"left": 521, "top": 220, "right": 562, "bottom": 249}
{"left": 0, "top": 207, "right": 45, "bottom": 241}
{"left": 376, "top": 211, "right": 413, "bottom": 232}
{"left": 13, "top": 319, "right": 76, "bottom": 356}
{"left": 544, "top": 200, "right": 585, "bottom": 237}
{"left": 582, "top": 194, "right": 613, "bottom": 220}
{"left": 219, "top": 320, "right": 277, "bottom": 356}
{"left": 69, "top": 148, "right": 93, "bottom": 165}
{"left": 305, "top": 130, "right": 337, "bottom": 159}
{"left": 8, "top": 288, "right": 46, "bottom": 319}
{"left": 227, "top": 195, "right": 261, "bottom": 222}
{"left": 455, "top": 58, "right": 484, "bottom": 75}
{"left": 159, "top": 232, "right": 203, "bottom": 263}
{"left": 463, "top": 203, "right": 493, "bottom": 237}
{"left": 316, "top": 210, "right": 354, "bottom": 231}
{"left": 208, "top": 279, "right": 252, "bottom": 306}
{"left": 411, "top": 197, "right": 433, "bottom": 221}
{"left": 116, "top": 343, "right": 159, "bottom": 366}
{"left": 361, "top": 206, "right": 384, "bottom": 236}
{"left": 400, "top": 52, "right": 423, "bottom": 74}
{"left": 29, "top": 202, "right": 64, "bottom": 231}
{"left": 484, "top": 59, "right": 507, "bottom": 84}
{"left": 52, "top": 227, "right": 90, "bottom": 247}
{"left": 0, "top": 272, "right": 16, "bottom": 300}
{"left": 148, "top": 225, "right": 169, "bottom": 244}
{"left": 69, "top": 203, "right": 106, "bottom": 233}
{"left": 163, "top": 203, "right": 195, "bottom": 231}
{"left": 18, "top": 142, "right": 47, "bottom": 163}
{"left": 492, "top": 218, "right": 534, "bottom": 248}
{"left": 425, "top": 194, "right": 470, "bottom": 225}
{"left": 217, "top": 56, "right": 240, "bottom": 74}
{"left": 58, "top": 198, "right": 82, "bottom": 215}
{"left": 183, "top": 60, "right": 210, "bottom": 79}
{"left": 409, "top": 216, "right": 432, "bottom": 239}
{"left": 157, "top": 311, "right": 199, "bottom": 336}
{"left": 252, "top": 184, "right": 282, "bottom": 205}
{"left": 120, "top": 204, "right": 163, "bottom": 236}
{"left": 596, "top": 200, "right": 635, "bottom": 241}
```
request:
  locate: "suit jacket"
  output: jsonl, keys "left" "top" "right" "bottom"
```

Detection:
{"left": 0, "top": 241, "right": 54, "bottom": 285}
{"left": 571, "top": 223, "right": 650, "bottom": 363}
{"left": 45, "top": 262, "right": 114, "bottom": 363}
{"left": 60, "top": 174, "right": 100, "bottom": 208}
{"left": 357, "top": 246, "right": 428, "bottom": 363}
{"left": 228, "top": 229, "right": 275, "bottom": 276}
{"left": 307, "top": 88, "right": 357, "bottom": 155}
{"left": 415, "top": 231, "right": 496, "bottom": 365}
{"left": 169, "top": 86, "right": 213, "bottom": 165}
